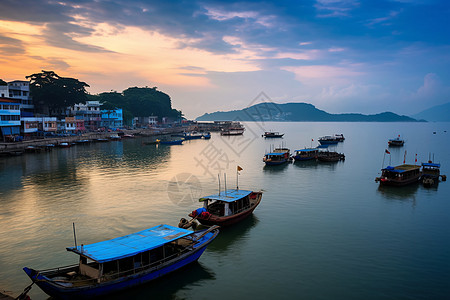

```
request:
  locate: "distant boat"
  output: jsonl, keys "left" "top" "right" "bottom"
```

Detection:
{"left": 292, "top": 148, "right": 319, "bottom": 161}
{"left": 388, "top": 135, "right": 404, "bottom": 147}
{"left": 262, "top": 131, "right": 284, "bottom": 138}
{"left": 334, "top": 134, "right": 345, "bottom": 141}
{"left": 186, "top": 189, "right": 263, "bottom": 227}
{"left": 318, "top": 136, "right": 339, "bottom": 145}
{"left": 109, "top": 134, "right": 121, "bottom": 140}
{"left": 221, "top": 128, "right": 244, "bottom": 136}
{"left": 263, "top": 147, "right": 291, "bottom": 165}
{"left": 375, "top": 164, "right": 421, "bottom": 186}
{"left": 58, "top": 142, "right": 71, "bottom": 148}
{"left": 183, "top": 132, "right": 204, "bottom": 140}
{"left": 157, "top": 139, "right": 183, "bottom": 145}
{"left": 23, "top": 224, "right": 219, "bottom": 299}
{"left": 202, "top": 132, "right": 211, "bottom": 139}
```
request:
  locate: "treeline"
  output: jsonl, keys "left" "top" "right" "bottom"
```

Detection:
{"left": 6, "top": 71, "right": 181, "bottom": 124}
{"left": 89, "top": 87, "right": 182, "bottom": 124}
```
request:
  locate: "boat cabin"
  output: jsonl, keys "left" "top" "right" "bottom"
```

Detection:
{"left": 199, "top": 189, "right": 253, "bottom": 217}
{"left": 293, "top": 148, "right": 319, "bottom": 160}
{"left": 66, "top": 225, "right": 195, "bottom": 284}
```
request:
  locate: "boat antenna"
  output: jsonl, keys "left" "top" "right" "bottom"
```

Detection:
{"left": 218, "top": 174, "right": 221, "bottom": 196}
{"left": 72, "top": 222, "right": 78, "bottom": 248}
{"left": 224, "top": 173, "right": 227, "bottom": 195}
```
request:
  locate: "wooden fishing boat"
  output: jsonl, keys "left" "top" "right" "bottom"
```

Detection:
{"left": 263, "top": 147, "right": 291, "bottom": 165}
{"left": 318, "top": 136, "right": 339, "bottom": 145}
{"left": 316, "top": 151, "right": 345, "bottom": 162}
{"left": 187, "top": 189, "right": 263, "bottom": 227}
{"left": 23, "top": 224, "right": 219, "bottom": 300}
{"left": 221, "top": 128, "right": 244, "bottom": 136}
{"left": 262, "top": 131, "right": 284, "bottom": 138}
{"left": 375, "top": 164, "right": 421, "bottom": 186}
{"left": 157, "top": 139, "right": 184, "bottom": 145}
{"left": 421, "top": 161, "right": 446, "bottom": 187}
{"left": 388, "top": 135, "right": 404, "bottom": 147}
{"left": 292, "top": 148, "right": 319, "bottom": 161}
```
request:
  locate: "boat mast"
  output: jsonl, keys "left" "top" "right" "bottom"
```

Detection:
{"left": 73, "top": 222, "right": 77, "bottom": 248}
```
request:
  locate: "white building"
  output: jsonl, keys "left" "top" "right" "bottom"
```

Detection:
{"left": 71, "top": 101, "right": 101, "bottom": 130}
{"left": 7, "top": 80, "right": 34, "bottom": 114}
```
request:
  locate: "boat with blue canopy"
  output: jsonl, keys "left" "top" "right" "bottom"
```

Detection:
{"left": 292, "top": 148, "right": 319, "bottom": 161}
{"left": 375, "top": 164, "right": 421, "bottom": 186}
{"left": 263, "top": 147, "right": 291, "bottom": 165}
{"left": 186, "top": 189, "right": 263, "bottom": 227}
{"left": 23, "top": 224, "right": 219, "bottom": 299}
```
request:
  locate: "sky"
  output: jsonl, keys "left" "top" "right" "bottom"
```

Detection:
{"left": 1, "top": 0, "right": 450, "bottom": 119}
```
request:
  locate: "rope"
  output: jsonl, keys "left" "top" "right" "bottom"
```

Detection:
{"left": 14, "top": 281, "right": 34, "bottom": 300}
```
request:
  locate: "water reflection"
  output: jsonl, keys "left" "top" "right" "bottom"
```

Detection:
{"left": 376, "top": 183, "right": 419, "bottom": 201}
{"left": 262, "top": 163, "right": 290, "bottom": 173}
{"left": 206, "top": 215, "right": 259, "bottom": 253}
{"left": 292, "top": 159, "right": 319, "bottom": 169}
{"left": 106, "top": 262, "right": 216, "bottom": 300}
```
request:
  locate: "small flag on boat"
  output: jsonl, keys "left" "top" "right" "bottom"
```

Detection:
{"left": 237, "top": 166, "right": 243, "bottom": 172}
{"left": 403, "top": 150, "right": 407, "bottom": 164}
{"left": 415, "top": 153, "right": 417, "bottom": 163}
{"left": 385, "top": 149, "right": 390, "bottom": 154}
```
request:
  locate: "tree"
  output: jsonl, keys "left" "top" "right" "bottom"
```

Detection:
{"left": 27, "top": 70, "right": 89, "bottom": 114}
{"left": 0, "top": 79, "right": 7, "bottom": 86}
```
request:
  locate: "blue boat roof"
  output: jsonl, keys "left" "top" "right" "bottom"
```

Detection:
{"left": 382, "top": 165, "right": 420, "bottom": 173}
{"left": 66, "top": 224, "right": 192, "bottom": 263}
{"left": 200, "top": 189, "right": 252, "bottom": 203}
{"left": 265, "top": 152, "right": 285, "bottom": 156}
{"left": 294, "top": 148, "right": 318, "bottom": 152}
{"left": 422, "top": 162, "right": 440, "bottom": 168}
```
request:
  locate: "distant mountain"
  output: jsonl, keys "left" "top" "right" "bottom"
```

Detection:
{"left": 412, "top": 102, "right": 450, "bottom": 122}
{"left": 196, "top": 102, "right": 420, "bottom": 122}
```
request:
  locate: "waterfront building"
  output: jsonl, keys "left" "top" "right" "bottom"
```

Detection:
{"left": 134, "top": 116, "right": 158, "bottom": 128}
{"left": 7, "top": 80, "right": 34, "bottom": 116}
{"left": 0, "top": 97, "right": 21, "bottom": 141}
{"left": 101, "top": 108, "right": 123, "bottom": 129}
{"left": 72, "top": 101, "right": 101, "bottom": 131}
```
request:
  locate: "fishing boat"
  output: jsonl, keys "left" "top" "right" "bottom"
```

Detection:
{"left": 221, "top": 128, "right": 244, "bottom": 136}
{"left": 334, "top": 134, "right": 345, "bottom": 141}
{"left": 292, "top": 148, "right": 319, "bottom": 161}
{"left": 388, "top": 135, "right": 404, "bottom": 147}
{"left": 316, "top": 150, "right": 345, "bottom": 162}
{"left": 318, "top": 136, "right": 339, "bottom": 145}
{"left": 186, "top": 189, "right": 263, "bottom": 227}
{"left": 157, "top": 139, "right": 184, "bottom": 145}
{"left": 375, "top": 164, "right": 421, "bottom": 186}
{"left": 202, "top": 132, "right": 211, "bottom": 139}
{"left": 263, "top": 147, "right": 291, "bottom": 165}
{"left": 421, "top": 161, "right": 446, "bottom": 187}
{"left": 59, "top": 142, "right": 71, "bottom": 148}
{"left": 262, "top": 131, "right": 284, "bottom": 138}
{"left": 23, "top": 224, "right": 219, "bottom": 299}
{"left": 183, "top": 132, "right": 204, "bottom": 140}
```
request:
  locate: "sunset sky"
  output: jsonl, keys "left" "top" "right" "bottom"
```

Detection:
{"left": 1, "top": 0, "right": 449, "bottom": 118}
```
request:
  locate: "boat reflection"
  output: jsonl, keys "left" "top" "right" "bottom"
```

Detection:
{"left": 292, "top": 159, "right": 319, "bottom": 169}
{"left": 107, "top": 262, "right": 216, "bottom": 300}
{"left": 206, "top": 214, "right": 260, "bottom": 253}
{"left": 263, "top": 163, "right": 290, "bottom": 173}
{"left": 377, "top": 183, "right": 419, "bottom": 201}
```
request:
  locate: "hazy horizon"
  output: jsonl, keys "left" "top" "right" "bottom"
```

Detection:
{"left": 1, "top": 0, "right": 450, "bottom": 119}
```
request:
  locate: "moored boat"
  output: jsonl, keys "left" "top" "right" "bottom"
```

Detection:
{"left": 187, "top": 189, "right": 263, "bottom": 227}
{"left": 23, "top": 224, "right": 219, "bottom": 299}
{"left": 157, "top": 139, "right": 184, "bottom": 145}
{"left": 292, "top": 148, "right": 319, "bottom": 161}
{"left": 263, "top": 147, "right": 291, "bottom": 165}
{"left": 388, "top": 135, "right": 404, "bottom": 147}
{"left": 375, "top": 164, "right": 421, "bottom": 186}
{"left": 318, "top": 136, "right": 339, "bottom": 145}
{"left": 262, "top": 131, "right": 284, "bottom": 138}
{"left": 316, "top": 150, "right": 345, "bottom": 162}
{"left": 202, "top": 132, "right": 211, "bottom": 139}
{"left": 421, "top": 161, "right": 446, "bottom": 187}
{"left": 221, "top": 128, "right": 244, "bottom": 136}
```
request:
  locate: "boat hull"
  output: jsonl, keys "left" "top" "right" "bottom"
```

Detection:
{"left": 379, "top": 175, "right": 420, "bottom": 186}
{"left": 23, "top": 230, "right": 218, "bottom": 300}
{"left": 191, "top": 193, "right": 262, "bottom": 227}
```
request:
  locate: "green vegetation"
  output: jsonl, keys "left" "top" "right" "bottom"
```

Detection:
{"left": 90, "top": 87, "right": 182, "bottom": 124}
{"left": 196, "top": 102, "right": 421, "bottom": 122}
{"left": 27, "top": 70, "right": 89, "bottom": 113}
{"left": 0, "top": 79, "right": 7, "bottom": 86}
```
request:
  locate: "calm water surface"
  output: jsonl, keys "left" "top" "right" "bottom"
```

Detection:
{"left": 1, "top": 122, "right": 449, "bottom": 299}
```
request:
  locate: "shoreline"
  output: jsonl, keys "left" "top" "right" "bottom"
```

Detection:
{"left": 0, "top": 127, "right": 185, "bottom": 156}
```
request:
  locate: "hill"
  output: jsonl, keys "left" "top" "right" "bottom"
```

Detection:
{"left": 412, "top": 102, "right": 450, "bottom": 122}
{"left": 196, "top": 102, "right": 420, "bottom": 122}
